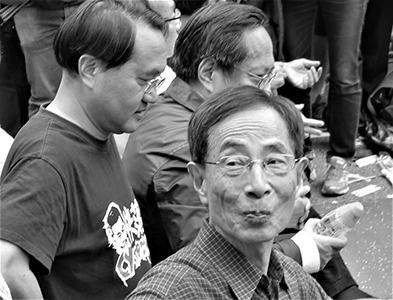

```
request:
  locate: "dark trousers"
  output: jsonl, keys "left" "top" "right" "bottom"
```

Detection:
{"left": 281, "top": 0, "right": 368, "bottom": 159}
{"left": 0, "top": 17, "right": 30, "bottom": 137}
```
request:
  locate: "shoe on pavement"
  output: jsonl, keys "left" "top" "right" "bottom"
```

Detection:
{"left": 321, "top": 156, "right": 349, "bottom": 196}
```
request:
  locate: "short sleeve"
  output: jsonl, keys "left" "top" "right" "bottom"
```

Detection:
{"left": 0, "top": 158, "right": 67, "bottom": 273}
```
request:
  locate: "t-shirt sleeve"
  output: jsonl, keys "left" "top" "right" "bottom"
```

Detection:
{"left": 0, "top": 158, "right": 67, "bottom": 274}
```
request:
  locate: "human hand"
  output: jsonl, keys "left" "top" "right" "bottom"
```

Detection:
{"left": 287, "top": 185, "right": 311, "bottom": 230}
{"left": 302, "top": 218, "right": 348, "bottom": 270}
{"left": 285, "top": 59, "right": 322, "bottom": 89}
{"left": 295, "top": 104, "right": 325, "bottom": 136}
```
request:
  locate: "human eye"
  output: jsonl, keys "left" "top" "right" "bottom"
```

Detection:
{"left": 136, "top": 77, "right": 149, "bottom": 87}
{"left": 265, "top": 155, "right": 288, "bottom": 171}
{"left": 221, "top": 156, "right": 248, "bottom": 175}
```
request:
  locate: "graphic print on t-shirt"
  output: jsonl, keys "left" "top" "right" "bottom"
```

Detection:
{"left": 102, "top": 200, "right": 150, "bottom": 286}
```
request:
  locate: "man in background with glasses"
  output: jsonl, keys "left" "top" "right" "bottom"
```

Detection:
{"left": 129, "top": 86, "right": 330, "bottom": 299}
{"left": 0, "top": 1, "right": 167, "bottom": 298}
{"left": 123, "top": 3, "right": 373, "bottom": 299}
{"left": 114, "top": 0, "right": 181, "bottom": 157}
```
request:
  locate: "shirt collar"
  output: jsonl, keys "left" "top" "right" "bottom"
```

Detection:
{"left": 194, "top": 220, "right": 288, "bottom": 300}
{"left": 164, "top": 77, "right": 205, "bottom": 112}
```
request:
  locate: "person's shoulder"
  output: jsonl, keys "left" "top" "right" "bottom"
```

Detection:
{"left": 130, "top": 245, "right": 211, "bottom": 298}
{"left": 130, "top": 259, "right": 201, "bottom": 298}
{"left": 273, "top": 248, "right": 307, "bottom": 274}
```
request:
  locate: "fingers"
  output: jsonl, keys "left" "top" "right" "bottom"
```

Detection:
{"left": 298, "top": 66, "right": 323, "bottom": 89}
{"left": 295, "top": 104, "right": 304, "bottom": 111}
{"left": 330, "top": 234, "right": 348, "bottom": 250}
{"left": 303, "top": 218, "right": 320, "bottom": 230}
{"left": 297, "top": 200, "right": 311, "bottom": 230}
{"left": 296, "top": 185, "right": 310, "bottom": 198}
{"left": 304, "top": 126, "right": 323, "bottom": 136}
{"left": 303, "top": 117, "right": 325, "bottom": 136}
{"left": 299, "top": 58, "right": 321, "bottom": 68}
{"left": 316, "top": 66, "right": 323, "bottom": 81}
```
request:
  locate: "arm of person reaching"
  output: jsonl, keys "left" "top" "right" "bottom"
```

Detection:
{"left": 154, "top": 143, "right": 208, "bottom": 252}
{"left": 272, "top": 59, "right": 324, "bottom": 136}
{"left": 0, "top": 240, "right": 44, "bottom": 299}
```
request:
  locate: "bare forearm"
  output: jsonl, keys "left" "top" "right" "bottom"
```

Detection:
{"left": 3, "top": 270, "right": 43, "bottom": 300}
{"left": 1, "top": 240, "right": 43, "bottom": 299}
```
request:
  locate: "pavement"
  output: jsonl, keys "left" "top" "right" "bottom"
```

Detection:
{"left": 309, "top": 133, "right": 393, "bottom": 299}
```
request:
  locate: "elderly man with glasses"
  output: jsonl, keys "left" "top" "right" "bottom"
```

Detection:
{"left": 128, "top": 85, "right": 330, "bottom": 299}
{"left": 122, "top": 3, "right": 372, "bottom": 299}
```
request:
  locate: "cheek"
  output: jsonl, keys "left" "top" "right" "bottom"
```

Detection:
{"left": 208, "top": 176, "right": 241, "bottom": 214}
{"left": 275, "top": 172, "right": 298, "bottom": 198}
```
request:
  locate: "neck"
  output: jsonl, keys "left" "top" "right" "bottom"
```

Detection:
{"left": 188, "top": 80, "right": 210, "bottom": 100}
{"left": 47, "top": 73, "right": 108, "bottom": 141}
{"left": 233, "top": 239, "right": 273, "bottom": 274}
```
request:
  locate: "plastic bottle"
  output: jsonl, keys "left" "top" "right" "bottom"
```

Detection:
{"left": 314, "top": 202, "right": 364, "bottom": 237}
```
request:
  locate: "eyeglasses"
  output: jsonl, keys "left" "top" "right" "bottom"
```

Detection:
{"left": 206, "top": 154, "right": 299, "bottom": 176}
{"left": 144, "top": 75, "right": 165, "bottom": 94}
{"left": 234, "top": 66, "right": 276, "bottom": 91}
{"left": 164, "top": 8, "right": 181, "bottom": 23}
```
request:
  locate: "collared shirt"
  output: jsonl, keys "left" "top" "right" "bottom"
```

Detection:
{"left": 128, "top": 220, "right": 331, "bottom": 300}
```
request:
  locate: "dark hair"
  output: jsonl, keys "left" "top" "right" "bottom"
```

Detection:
{"left": 170, "top": 2, "right": 268, "bottom": 82}
{"left": 188, "top": 86, "right": 304, "bottom": 165}
{"left": 54, "top": 0, "right": 167, "bottom": 76}
{"left": 175, "top": 0, "right": 205, "bottom": 15}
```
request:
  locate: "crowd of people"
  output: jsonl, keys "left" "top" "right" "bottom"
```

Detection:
{"left": 0, "top": 0, "right": 391, "bottom": 299}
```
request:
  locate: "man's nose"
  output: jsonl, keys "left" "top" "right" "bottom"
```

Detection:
{"left": 244, "top": 163, "right": 272, "bottom": 199}
{"left": 142, "top": 88, "right": 160, "bottom": 104}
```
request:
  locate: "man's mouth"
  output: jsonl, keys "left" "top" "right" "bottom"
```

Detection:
{"left": 244, "top": 211, "right": 271, "bottom": 223}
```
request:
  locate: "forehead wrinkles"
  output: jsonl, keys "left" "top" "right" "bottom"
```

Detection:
{"left": 209, "top": 117, "right": 285, "bottom": 153}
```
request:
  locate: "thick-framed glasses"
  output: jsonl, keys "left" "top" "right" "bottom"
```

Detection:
{"left": 164, "top": 8, "right": 181, "bottom": 23}
{"left": 206, "top": 154, "right": 299, "bottom": 176}
{"left": 234, "top": 66, "right": 276, "bottom": 91}
{"left": 144, "top": 75, "right": 165, "bottom": 94}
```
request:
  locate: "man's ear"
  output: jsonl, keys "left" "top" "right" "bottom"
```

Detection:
{"left": 187, "top": 162, "right": 208, "bottom": 206}
{"left": 78, "top": 54, "right": 103, "bottom": 89}
{"left": 197, "top": 58, "right": 216, "bottom": 94}
{"left": 295, "top": 156, "right": 309, "bottom": 186}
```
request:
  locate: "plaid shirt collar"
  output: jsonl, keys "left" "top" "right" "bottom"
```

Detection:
{"left": 195, "top": 220, "right": 288, "bottom": 299}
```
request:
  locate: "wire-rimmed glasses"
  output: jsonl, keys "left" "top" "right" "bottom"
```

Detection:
{"left": 234, "top": 66, "right": 276, "bottom": 91}
{"left": 206, "top": 154, "right": 299, "bottom": 176}
{"left": 144, "top": 75, "right": 165, "bottom": 94}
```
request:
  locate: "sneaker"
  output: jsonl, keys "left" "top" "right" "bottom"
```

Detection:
{"left": 321, "top": 156, "right": 349, "bottom": 196}
{"left": 354, "top": 137, "right": 373, "bottom": 159}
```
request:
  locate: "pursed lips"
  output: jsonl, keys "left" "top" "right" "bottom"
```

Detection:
{"left": 243, "top": 210, "right": 271, "bottom": 223}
